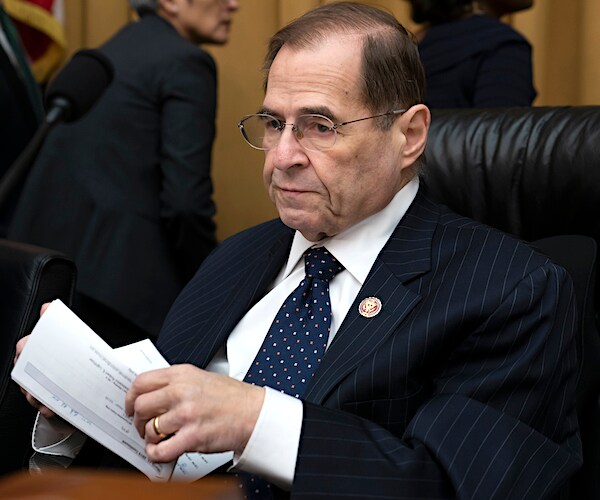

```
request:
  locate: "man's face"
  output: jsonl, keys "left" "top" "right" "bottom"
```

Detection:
{"left": 168, "top": 0, "right": 239, "bottom": 45}
{"left": 262, "top": 37, "right": 413, "bottom": 242}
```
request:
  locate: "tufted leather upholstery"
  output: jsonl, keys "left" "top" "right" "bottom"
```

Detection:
{"left": 0, "top": 239, "right": 76, "bottom": 475}
{"left": 423, "top": 106, "right": 600, "bottom": 499}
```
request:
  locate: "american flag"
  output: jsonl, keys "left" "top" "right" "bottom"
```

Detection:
{"left": 3, "top": 0, "right": 66, "bottom": 83}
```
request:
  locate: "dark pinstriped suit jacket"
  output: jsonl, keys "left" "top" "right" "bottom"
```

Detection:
{"left": 157, "top": 188, "right": 581, "bottom": 499}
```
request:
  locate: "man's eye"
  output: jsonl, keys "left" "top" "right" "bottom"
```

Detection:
{"left": 264, "top": 119, "right": 281, "bottom": 131}
{"left": 304, "top": 119, "right": 332, "bottom": 135}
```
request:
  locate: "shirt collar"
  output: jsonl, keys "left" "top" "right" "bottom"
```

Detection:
{"left": 282, "top": 177, "right": 419, "bottom": 284}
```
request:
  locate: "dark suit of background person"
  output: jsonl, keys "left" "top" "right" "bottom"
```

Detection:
{"left": 7, "top": 3, "right": 232, "bottom": 346}
{"left": 407, "top": 0, "right": 536, "bottom": 108}
{"left": 0, "top": 3, "right": 43, "bottom": 235}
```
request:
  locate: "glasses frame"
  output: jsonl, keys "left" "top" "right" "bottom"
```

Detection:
{"left": 238, "top": 109, "right": 406, "bottom": 152}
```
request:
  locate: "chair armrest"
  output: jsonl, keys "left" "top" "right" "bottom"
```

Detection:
{"left": 0, "top": 238, "right": 76, "bottom": 474}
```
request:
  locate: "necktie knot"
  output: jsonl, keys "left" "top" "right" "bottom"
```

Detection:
{"left": 304, "top": 247, "right": 344, "bottom": 282}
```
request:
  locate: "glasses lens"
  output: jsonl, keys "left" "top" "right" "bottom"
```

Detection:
{"left": 297, "top": 114, "right": 336, "bottom": 151}
{"left": 240, "top": 114, "right": 281, "bottom": 150}
{"left": 239, "top": 113, "right": 337, "bottom": 151}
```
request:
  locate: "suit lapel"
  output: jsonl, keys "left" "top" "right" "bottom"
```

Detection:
{"left": 189, "top": 224, "right": 294, "bottom": 368}
{"left": 305, "top": 190, "right": 440, "bottom": 404}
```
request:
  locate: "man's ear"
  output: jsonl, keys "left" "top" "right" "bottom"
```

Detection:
{"left": 398, "top": 104, "right": 430, "bottom": 167}
{"left": 158, "top": 0, "right": 179, "bottom": 16}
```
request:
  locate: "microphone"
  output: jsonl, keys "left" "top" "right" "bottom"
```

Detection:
{"left": 44, "top": 49, "right": 114, "bottom": 124}
{"left": 0, "top": 49, "right": 114, "bottom": 215}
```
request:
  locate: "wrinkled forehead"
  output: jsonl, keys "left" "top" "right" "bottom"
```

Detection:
{"left": 264, "top": 36, "right": 366, "bottom": 114}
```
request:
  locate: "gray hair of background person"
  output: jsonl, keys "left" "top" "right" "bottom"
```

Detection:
{"left": 128, "top": 0, "right": 158, "bottom": 15}
{"left": 262, "top": 1, "right": 425, "bottom": 130}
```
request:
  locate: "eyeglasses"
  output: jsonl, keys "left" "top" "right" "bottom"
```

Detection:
{"left": 238, "top": 109, "right": 406, "bottom": 152}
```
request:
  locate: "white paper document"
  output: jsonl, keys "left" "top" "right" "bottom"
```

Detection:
{"left": 11, "top": 300, "right": 232, "bottom": 482}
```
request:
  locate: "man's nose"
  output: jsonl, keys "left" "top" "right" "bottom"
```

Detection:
{"left": 279, "top": 123, "right": 304, "bottom": 146}
{"left": 273, "top": 125, "right": 308, "bottom": 168}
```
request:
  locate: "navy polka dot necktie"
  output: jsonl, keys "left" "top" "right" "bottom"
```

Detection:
{"left": 238, "top": 247, "right": 343, "bottom": 499}
{"left": 245, "top": 246, "right": 344, "bottom": 398}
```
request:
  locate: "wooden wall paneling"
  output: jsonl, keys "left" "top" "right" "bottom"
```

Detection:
{"left": 540, "top": 2, "right": 581, "bottom": 105}
{"left": 278, "top": 0, "right": 320, "bottom": 26}
{"left": 83, "top": 0, "right": 130, "bottom": 47}
{"left": 209, "top": 0, "right": 280, "bottom": 239}
{"left": 580, "top": 0, "right": 600, "bottom": 104}
{"left": 63, "top": 0, "right": 85, "bottom": 56}
{"left": 64, "top": 0, "right": 130, "bottom": 52}
{"left": 514, "top": 1, "right": 581, "bottom": 105}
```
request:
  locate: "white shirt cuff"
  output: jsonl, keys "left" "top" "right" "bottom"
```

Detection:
{"left": 32, "top": 412, "right": 87, "bottom": 459}
{"left": 232, "top": 387, "right": 302, "bottom": 490}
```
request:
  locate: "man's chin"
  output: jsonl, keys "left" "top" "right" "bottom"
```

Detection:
{"left": 282, "top": 217, "right": 333, "bottom": 243}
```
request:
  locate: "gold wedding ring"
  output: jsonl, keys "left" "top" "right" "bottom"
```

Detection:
{"left": 153, "top": 415, "right": 167, "bottom": 440}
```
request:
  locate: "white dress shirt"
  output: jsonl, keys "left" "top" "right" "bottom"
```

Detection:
{"left": 32, "top": 178, "right": 419, "bottom": 488}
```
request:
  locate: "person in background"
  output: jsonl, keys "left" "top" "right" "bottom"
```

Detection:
{"left": 16, "top": 2, "right": 580, "bottom": 498}
{"left": 8, "top": 0, "right": 239, "bottom": 346}
{"left": 406, "top": 0, "right": 536, "bottom": 107}
{"left": 0, "top": 0, "right": 44, "bottom": 235}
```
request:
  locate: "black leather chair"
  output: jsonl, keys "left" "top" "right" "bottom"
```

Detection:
{"left": 424, "top": 106, "right": 600, "bottom": 305}
{"left": 531, "top": 235, "right": 598, "bottom": 499}
{"left": 423, "top": 106, "right": 600, "bottom": 499}
{"left": 0, "top": 239, "right": 76, "bottom": 476}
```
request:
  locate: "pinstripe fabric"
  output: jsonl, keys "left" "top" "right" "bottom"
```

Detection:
{"left": 157, "top": 188, "right": 581, "bottom": 499}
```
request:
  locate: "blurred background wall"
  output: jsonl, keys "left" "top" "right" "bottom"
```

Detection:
{"left": 58, "top": 0, "right": 600, "bottom": 240}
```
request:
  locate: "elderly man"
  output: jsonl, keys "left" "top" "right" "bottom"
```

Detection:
{"left": 19, "top": 2, "right": 581, "bottom": 498}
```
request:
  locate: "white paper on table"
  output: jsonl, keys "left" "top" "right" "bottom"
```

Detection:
{"left": 11, "top": 300, "right": 174, "bottom": 481}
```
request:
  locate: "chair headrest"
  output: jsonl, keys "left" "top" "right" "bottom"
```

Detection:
{"left": 423, "top": 106, "right": 600, "bottom": 243}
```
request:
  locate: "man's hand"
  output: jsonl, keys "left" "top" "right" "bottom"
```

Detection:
{"left": 14, "top": 303, "right": 56, "bottom": 418}
{"left": 125, "top": 364, "right": 265, "bottom": 463}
